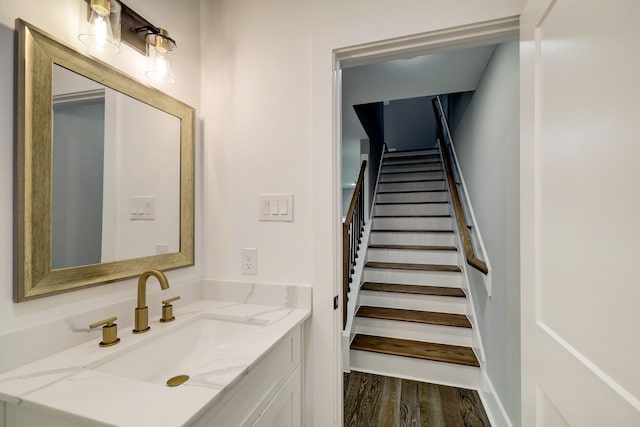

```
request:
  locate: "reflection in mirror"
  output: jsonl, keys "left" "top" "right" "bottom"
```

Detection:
{"left": 52, "top": 81, "right": 105, "bottom": 268}
{"left": 51, "top": 65, "right": 180, "bottom": 269}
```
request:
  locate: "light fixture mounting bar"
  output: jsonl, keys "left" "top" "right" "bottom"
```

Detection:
{"left": 118, "top": 0, "right": 151, "bottom": 54}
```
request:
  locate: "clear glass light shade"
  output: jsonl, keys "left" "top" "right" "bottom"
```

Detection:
{"left": 145, "top": 31, "right": 176, "bottom": 84}
{"left": 79, "top": 0, "right": 121, "bottom": 54}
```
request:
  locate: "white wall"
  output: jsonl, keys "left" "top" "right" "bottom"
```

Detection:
{"left": 451, "top": 41, "right": 520, "bottom": 423}
{"left": 0, "top": 0, "right": 202, "bottom": 335}
{"left": 200, "top": 1, "right": 525, "bottom": 425}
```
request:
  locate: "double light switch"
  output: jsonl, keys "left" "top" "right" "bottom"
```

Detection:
{"left": 259, "top": 194, "right": 293, "bottom": 222}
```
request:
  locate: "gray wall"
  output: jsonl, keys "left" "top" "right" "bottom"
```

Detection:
{"left": 52, "top": 101, "right": 105, "bottom": 269}
{"left": 447, "top": 91, "right": 474, "bottom": 134}
{"left": 383, "top": 97, "right": 438, "bottom": 151}
{"left": 450, "top": 41, "right": 520, "bottom": 423}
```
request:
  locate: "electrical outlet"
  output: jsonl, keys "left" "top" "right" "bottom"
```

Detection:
{"left": 241, "top": 248, "right": 257, "bottom": 275}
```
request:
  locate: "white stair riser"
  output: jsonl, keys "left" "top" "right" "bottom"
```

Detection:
{"left": 378, "top": 181, "right": 446, "bottom": 192}
{"left": 383, "top": 157, "right": 440, "bottom": 166}
{"left": 372, "top": 216, "right": 452, "bottom": 230}
{"left": 354, "top": 317, "right": 472, "bottom": 346}
{"left": 385, "top": 149, "right": 439, "bottom": 158}
{"left": 375, "top": 203, "right": 451, "bottom": 216}
{"left": 376, "top": 191, "right": 448, "bottom": 204}
{"left": 363, "top": 269, "right": 462, "bottom": 287}
{"left": 380, "top": 171, "right": 444, "bottom": 182}
{"left": 359, "top": 290, "right": 467, "bottom": 314}
{"left": 382, "top": 164, "right": 442, "bottom": 173}
{"left": 366, "top": 248, "right": 460, "bottom": 265}
{"left": 369, "top": 231, "right": 455, "bottom": 246}
{"left": 349, "top": 350, "right": 481, "bottom": 389}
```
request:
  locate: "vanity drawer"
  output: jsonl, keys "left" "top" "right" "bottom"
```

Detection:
{"left": 189, "top": 325, "right": 301, "bottom": 427}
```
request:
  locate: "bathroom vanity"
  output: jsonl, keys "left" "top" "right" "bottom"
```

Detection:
{"left": 3, "top": 19, "right": 312, "bottom": 427}
{"left": 0, "top": 299, "right": 309, "bottom": 426}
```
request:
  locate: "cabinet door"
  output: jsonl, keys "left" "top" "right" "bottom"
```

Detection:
{"left": 260, "top": 367, "right": 301, "bottom": 427}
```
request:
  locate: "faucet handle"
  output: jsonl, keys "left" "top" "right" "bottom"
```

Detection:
{"left": 162, "top": 296, "right": 181, "bottom": 306}
{"left": 160, "top": 296, "right": 181, "bottom": 323}
{"left": 89, "top": 316, "right": 121, "bottom": 347}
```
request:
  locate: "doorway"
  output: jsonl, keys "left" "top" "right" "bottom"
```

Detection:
{"left": 333, "top": 16, "right": 520, "bottom": 426}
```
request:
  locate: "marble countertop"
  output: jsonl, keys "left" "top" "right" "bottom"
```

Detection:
{"left": 0, "top": 300, "right": 310, "bottom": 426}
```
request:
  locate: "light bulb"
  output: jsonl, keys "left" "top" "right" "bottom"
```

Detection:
{"left": 94, "top": 15, "right": 108, "bottom": 51}
{"left": 145, "top": 31, "right": 176, "bottom": 84}
{"left": 78, "top": 0, "right": 120, "bottom": 54}
{"left": 155, "top": 53, "right": 169, "bottom": 82}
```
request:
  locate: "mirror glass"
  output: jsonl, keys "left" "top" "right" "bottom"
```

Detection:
{"left": 51, "top": 65, "right": 180, "bottom": 269}
{"left": 15, "top": 20, "right": 195, "bottom": 302}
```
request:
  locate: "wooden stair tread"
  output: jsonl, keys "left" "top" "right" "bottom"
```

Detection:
{"left": 357, "top": 306, "right": 471, "bottom": 328}
{"left": 374, "top": 215, "right": 451, "bottom": 219}
{"left": 367, "top": 244, "right": 457, "bottom": 251}
{"left": 387, "top": 149, "right": 438, "bottom": 155}
{"left": 350, "top": 334, "right": 479, "bottom": 367}
{"left": 383, "top": 160, "right": 441, "bottom": 167}
{"left": 384, "top": 156, "right": 440, "bottom": 162}
{"left": 385, "top": 152, "right": 440, "bottom": 158}
{"left": 378, "top": 190, "right": 447, "bottom": 194}
{"left": 365, "top": 261, "right": 461, "bottom": 272}
{"left": 361, "top": 282, "right": 466, "bottom": 298}
{"left": 376, "top": 201, "right": 449, "bottom": 205}
{"left": 380, "top": 178, "right": 445, "bottom": 184}
{"left": 371, "top": 229, "right": 454, "bottom": 234}
{"left": 381, "top": 169, "right": 444, "bottom": 175}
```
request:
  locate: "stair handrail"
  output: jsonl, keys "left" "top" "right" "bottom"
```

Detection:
{"left": 432, "top": 97, "right": 489, "bottom": 275}
{"left": 343, "top": 160, "right": 367, "bottom": 329}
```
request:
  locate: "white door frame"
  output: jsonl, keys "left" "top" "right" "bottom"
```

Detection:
{"left": 331, "top": 16, "right": 519, "bottom": 426}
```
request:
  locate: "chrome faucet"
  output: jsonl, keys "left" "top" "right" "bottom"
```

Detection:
{"left": 133, "top": 269, "right": 169, "bottom": 333}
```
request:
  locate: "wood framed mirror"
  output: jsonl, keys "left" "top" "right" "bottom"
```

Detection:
{"left": 15, "top": 19, "right": 195, "bottom": 302}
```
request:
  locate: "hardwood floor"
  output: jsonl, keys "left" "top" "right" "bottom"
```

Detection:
{"left": 344, "top": 371, "right": 491, "bottom": 427}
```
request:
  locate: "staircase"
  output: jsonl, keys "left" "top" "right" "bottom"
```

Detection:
{"left": 349, "top": 148, "right": 481, "bottom": 388}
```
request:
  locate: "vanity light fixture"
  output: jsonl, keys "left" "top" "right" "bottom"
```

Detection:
{"left": 79, "top": 0, "right": 178, "bottom": 83}
{"left": 144, "top": 27, "right": 177, "bottom": 84}
{"left": 78, "top": 0, "right": 121, "bottom": 54}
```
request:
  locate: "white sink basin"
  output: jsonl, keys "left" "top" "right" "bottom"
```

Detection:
{"left": 92, "top": 317, "right": 266, "bottom": 386}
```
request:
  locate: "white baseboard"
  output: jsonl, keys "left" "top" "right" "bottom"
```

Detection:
{"left": 478, "top": 373, "right": 513, "bottom": 427}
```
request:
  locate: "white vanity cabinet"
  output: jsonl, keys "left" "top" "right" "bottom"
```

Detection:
{"left": 257, "top": 366, "right": 301, "bottom": 427}
{"left": 190, "top": 325, "right": 302, "bottom": 427}
{"left": 1, "top": 320, "right": 305, "bottom": 427}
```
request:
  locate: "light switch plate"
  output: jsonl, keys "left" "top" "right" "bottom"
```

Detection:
{"left": 129, "top": 196, "right": 155, "bottom": 220}
{"left": 258, "top": 194, "right": 293, "bottom": 222}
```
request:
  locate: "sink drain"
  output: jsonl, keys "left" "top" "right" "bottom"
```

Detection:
{"left": 166, "top": 374, "right": 189, "bottom": 387}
